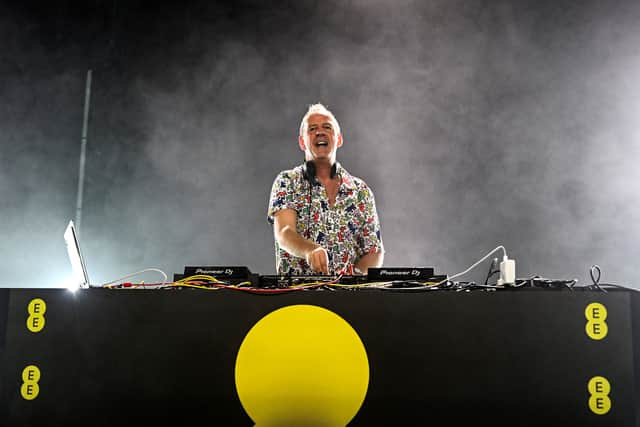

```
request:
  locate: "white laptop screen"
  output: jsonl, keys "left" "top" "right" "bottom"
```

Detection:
{"left": 64, "top": 220, "right": 90, "bottom": 289}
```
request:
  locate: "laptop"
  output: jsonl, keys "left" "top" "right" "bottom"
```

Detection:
{"left": 64, "top": 220, "right": 91, "bottom": 289}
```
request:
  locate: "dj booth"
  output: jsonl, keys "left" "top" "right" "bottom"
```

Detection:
{"left": 1, "top": 284, "right": 639, "bottom": 426}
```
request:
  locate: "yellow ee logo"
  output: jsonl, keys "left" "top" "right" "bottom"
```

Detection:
{"left": 588, "top": 376, "right": 611, "bottom": 415}
{"left": 235, "top": 304, "right": 369, "bottom": 426}
{"left": 26, "top": 298, "right": 47, "bottom": 333}
{"left": 20, "top": 365, "right": 41, "bottom": 400}
{"left": 585, "top": 302, "right": 607, "bottom": 340}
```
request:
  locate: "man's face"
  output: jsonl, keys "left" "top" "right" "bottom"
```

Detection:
{"left": 299, "top": 113, "right": 343, "bottom": 163}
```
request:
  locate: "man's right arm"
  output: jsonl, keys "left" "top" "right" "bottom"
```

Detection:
{"left": 273, "top": 209, "right": 329, "bottom": 274}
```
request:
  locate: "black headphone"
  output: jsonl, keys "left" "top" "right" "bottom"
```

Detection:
{"left": 302, "top": 160, "right": 337, "bottom": 186}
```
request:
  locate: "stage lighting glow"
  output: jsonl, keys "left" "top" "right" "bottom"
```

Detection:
{"left": 61, "top": 275, "right": 80, "bottom": 292}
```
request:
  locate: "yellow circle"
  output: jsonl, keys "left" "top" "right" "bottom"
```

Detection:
{"left": 585, "top": 321, "right": 608, "bottom": 340}
{"left": 588, "top": 395, "right": 611, "bottom": 415}
{"left": 27, "top": 316, "right": 46, "bottom": 333}
{"left": 27, "top": 298, "right": 47, "bottom": 315}
{"left": 235, "top": 304, "right": 369, "bottom": 426}
{"left": 585, "top": 303, "right": 607, "bottom": 321}
{"left": 20, "top": 382, "right": 40, "bottom": 400}
{"left": 588, "top": 376, "right": 611, "bottom": 395}
{"left": 22, "top": 365, "right": 41, "bottom": 383}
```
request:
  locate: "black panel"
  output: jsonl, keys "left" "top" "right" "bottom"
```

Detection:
{"left": 0, "top": 288, "right": 636, "bottom": 426}
{"left": 0, "top": 288, "right": 9, "bottom": 427}
{"left": 631, "top": 293, "right": 640, "bottom": 427}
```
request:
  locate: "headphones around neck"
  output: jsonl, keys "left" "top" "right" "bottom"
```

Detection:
{"left": 302, "top": 160, "right": 337, "bottom": 186}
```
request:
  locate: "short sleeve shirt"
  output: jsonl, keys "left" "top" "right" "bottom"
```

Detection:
{"left": 267, "top": 162, "right": 384, "bottom": 275}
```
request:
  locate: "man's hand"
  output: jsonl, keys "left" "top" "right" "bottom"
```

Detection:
{"left": 306, "top": 246, "right": 329, "bottom": 274}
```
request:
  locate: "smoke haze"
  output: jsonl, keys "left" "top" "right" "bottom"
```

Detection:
{"left": 1, "top": 0, "right": 639, "bottom": 288}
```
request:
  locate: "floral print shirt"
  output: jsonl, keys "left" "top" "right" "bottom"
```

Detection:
{"left": 267, "top": 162, "right": 384, "bottom": 275}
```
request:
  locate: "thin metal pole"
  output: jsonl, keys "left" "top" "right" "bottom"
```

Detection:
{"left": 75, "top": 69, "right": 92, "bottom": 235}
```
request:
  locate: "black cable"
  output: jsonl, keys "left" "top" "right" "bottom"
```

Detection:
{"left": 483, "top": 258, "right": 499, "bottom": 287}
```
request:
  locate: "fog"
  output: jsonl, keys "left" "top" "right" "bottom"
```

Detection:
{"left": 1, "top": 0, "right": 639, "bottom": 288}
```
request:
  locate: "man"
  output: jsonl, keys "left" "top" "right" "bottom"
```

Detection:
{"left": 267, "top": 103, "right": 384, "bottom": 275}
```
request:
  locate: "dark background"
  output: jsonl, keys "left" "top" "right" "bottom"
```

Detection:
{"left": 2, "top": 0, "right": 639, "bottom": 288}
